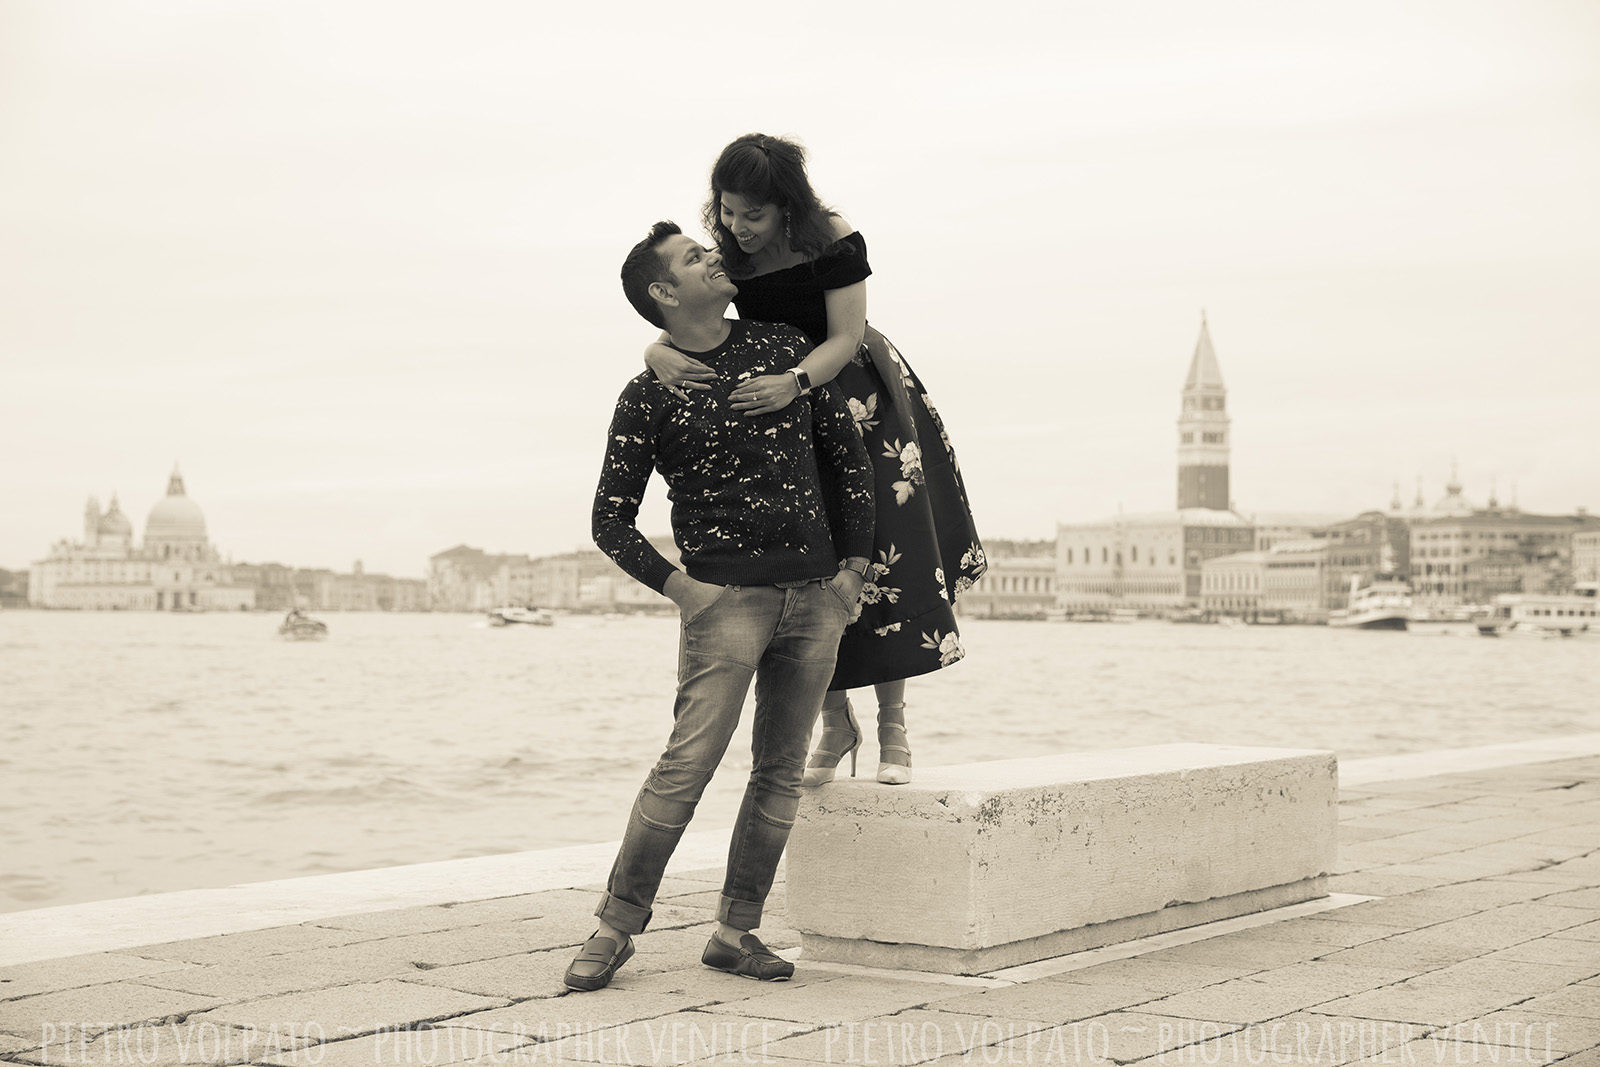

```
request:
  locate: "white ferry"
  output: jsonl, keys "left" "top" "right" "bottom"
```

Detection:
{"left": 488, "top": 606, "right": 555, "bottom": 627}
{"left": 1329, "top": 577, "right": 1411, "bottom": 631}
{"left": 1476, "top": 583, "right": 1599, "bottom": 638}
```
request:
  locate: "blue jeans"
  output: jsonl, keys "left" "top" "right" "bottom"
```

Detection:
{"left": 596, "top": 579, "right": 853, "bottom": 934}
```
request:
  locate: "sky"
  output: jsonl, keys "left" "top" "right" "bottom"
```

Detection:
{"left": 2, "top": 0, "right": 1597, "bottom": 577}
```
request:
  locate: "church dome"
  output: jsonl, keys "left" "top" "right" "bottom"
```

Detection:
{"left": 144, "top": 466, "right": 208, "bottom": 544}
{"left": 97, "top": 496, "right": 133, "bottom": 538}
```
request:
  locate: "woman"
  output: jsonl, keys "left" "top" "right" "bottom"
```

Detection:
{"left": 645, "top": 133, "right": 985, "bottom": 786}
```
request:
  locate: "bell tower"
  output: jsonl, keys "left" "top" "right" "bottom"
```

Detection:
{"left": 1176, "top": 312, "right": 1230, "bottom": 511}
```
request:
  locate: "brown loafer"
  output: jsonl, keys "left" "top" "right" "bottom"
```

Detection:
{"left": 564, "top": 931, "right": 635, "bottom": 992}
{"left": 701, "top": 932, "right": 794, "bottom": 981}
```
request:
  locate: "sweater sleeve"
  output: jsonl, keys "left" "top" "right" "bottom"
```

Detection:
{"left": 591, "top": 380, "right": 679, "bottom": 593}
{"left": 808, "top": 383, "right": 876, "bottom": 560}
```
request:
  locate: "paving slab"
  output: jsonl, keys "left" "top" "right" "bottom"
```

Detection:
{"left": 1441, "top": 1011, "right": 1600, "bottom": 1056}
{"left": 1370, "top": 1036, "right": 1563, "bottom": 1065}
{"left": 928, "top": 979, "right": 1166, "bottom": 1025}
{"left": 1312, "top": 972, "right": 1536, "bottom": 1027}
{"left": 190, "top": 981, "right": 506, "bottom": 1043}
{"left": 702, "top": 975, "right": 964, "bottom": 1024}
{"left": 125, "top": 925, "right": 379, "bottom": 967}
{"left": 759, "top": 1007, "right": 1056, "bottom": 1066}
{"left": 445, "top": 990, "right": 701, "bottom": 1034}
{"left": 1044, "top": 958, "right": 1255, "bottom": 993}
{"left": 259, "top": 1025, "right": 534, "bottom": 1067}
{"left": 1552, "top": 921, "right": 1600, "bottom": 943}
{"left": 0, "top": 984, "right": 223, "bottom": 1041}
{"left": 526, "top": 1008, "right": 818, "bottom": 1066}
{"left": 9, "top": 1022, "right": 271, "bottom": 1066}
{"left": 400, "top": 948, "right": 575, "bottom": 1000}
{"left": 0, "top": 954, "right": 198, "bottom": 1001}
{"left": 1136, "top": 959, "right": 1411, "bottom": 1028}
{"left": 1515, "top": 988, "right": 1600, "bottom": 1020}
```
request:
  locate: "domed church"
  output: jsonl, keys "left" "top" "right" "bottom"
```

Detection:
{"left": 29, "top": 466, "right": 256, "bottom": 611}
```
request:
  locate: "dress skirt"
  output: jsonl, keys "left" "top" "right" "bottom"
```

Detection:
{"left": 827, "top": 325, "right": 986, "bottom": 691}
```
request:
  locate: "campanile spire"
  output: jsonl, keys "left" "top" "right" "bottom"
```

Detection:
{"left": 1176, "top": 313, "right": 1231, "bottom": 510}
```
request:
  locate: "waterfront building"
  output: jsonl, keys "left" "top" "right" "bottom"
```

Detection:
{"left": 1057, "top": 317, "right": 1254, "bottom": 611}
{"left": 1250, "top": 512, "right": 1340, "bottom": 552}
{"left": 28, "top": 467, "right": 255, "bottom": 611}
{"left": 1575, "top": 530, "right": 1600, "bottom": 585}
{"left": 1263, "top": 540, "right": 1327, "bottom": 620}
{"left": 429, "top": 537, "right": 677, "bottom": 612}
{"left": 957, "top": 539, "right": 1055, "bottom": 619}
{"left": 0, "top": 568, "right": 27, "bottom": 609}
{"left": 228, "top": 561, "right": 427, "bottom": 612}
{"left": 1321, "top": 511, "right": 1411, "bottom": 612}
{"left": 1410, "top": 509, "right": 1598, "bottom": 608}
{"left": 1201, "top": 551, "right": 1263, "bottom": 617}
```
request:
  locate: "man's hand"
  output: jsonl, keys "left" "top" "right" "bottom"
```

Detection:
{"left": 729, "top": 373, "right": 801, "bottom": 416}
{"left": 828, "top": 565, "right": 866, "bottom": 623}
{"left": 664, "top": 571, "right": 724, "bottom": 619}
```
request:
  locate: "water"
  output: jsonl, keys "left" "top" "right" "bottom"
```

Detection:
{"left": 2, "top": 611, "right": 1596, "bottom": 914}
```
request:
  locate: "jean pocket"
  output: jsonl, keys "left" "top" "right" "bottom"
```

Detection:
{"left": 682, "top": 585, "right": 732, "bottom": 626}
{"left": 823, "top": 579, "right": 856, "bottom": 615}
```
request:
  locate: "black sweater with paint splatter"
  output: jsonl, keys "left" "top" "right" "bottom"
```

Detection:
{"left": 592, "top": 320, "right": 874, "bottom": 593}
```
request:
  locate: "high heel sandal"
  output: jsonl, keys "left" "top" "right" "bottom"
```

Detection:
{"left": 801, "top": 699, "right": 861, "bottom": 788}
{"left": 877, "top": 702, "right": 912, "bottom": 785}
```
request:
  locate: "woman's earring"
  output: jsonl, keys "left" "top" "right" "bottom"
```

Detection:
{"left": 785, "top": 215, "right": 792, "bottom": 241}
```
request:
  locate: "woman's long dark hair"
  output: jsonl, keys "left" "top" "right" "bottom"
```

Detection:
{"left": 701, "top": 133, "right": 847, "bottom": 277}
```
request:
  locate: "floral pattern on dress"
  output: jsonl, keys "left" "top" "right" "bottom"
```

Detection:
{"left": 848, "top": 393, "right": 880, "bottom": 433}
{"left": 862, "top": 544, "right": 902, "bottom": 607}
{"left": 919, "top": 629, "right": 965, "bottom": 667}
{"left": 882, "top": 438, "right": 925, "bottom": 505}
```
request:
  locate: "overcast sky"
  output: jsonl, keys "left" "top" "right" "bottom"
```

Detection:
{"left": 3, "top": 0, "right": 1596, "bottom": 577}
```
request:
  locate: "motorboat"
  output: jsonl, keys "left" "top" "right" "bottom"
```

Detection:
{"left": 1329, "top": 577, "right": 1411, "bottom": 631}
{"left": 488, "top": 606, "right": 555, "bottom": 627}
{"left": 278, "top": 611, "right": 328, "bottom": 640}
{"left": 1476, "top": 583, "right": 1598, "bottom": 638}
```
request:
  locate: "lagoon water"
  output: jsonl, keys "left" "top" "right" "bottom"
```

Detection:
{"left": 2, "top": 610, "right": 1597, "bottom": 914}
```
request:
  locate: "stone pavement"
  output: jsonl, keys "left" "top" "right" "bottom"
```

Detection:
{"left": 1, "top": 754, "right": 1597, "bottom": 1066}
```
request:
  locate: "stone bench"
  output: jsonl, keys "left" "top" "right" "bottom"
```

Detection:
{"left": 786, "top": 743, "right": 1337, "bottom": 974}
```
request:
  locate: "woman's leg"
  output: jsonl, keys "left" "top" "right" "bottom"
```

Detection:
{"left": 800, "top": 689, "right": 862, "bottom": 787}
{"left": 875, "top": 679, "right": 911, "bottom": 785}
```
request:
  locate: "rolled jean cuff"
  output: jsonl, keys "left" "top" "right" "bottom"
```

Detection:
{"left": 595, "top": 891, "right": 653, "bottom": 936}
{"left": 717, "top": 894, "right": 763, "bottom": 931}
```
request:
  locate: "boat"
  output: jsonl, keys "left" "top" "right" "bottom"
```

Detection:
{"left": 1476, "top": 583, "right": 1598, "bottom": 638}
{"left": 278, "top": 611, "right": 328, "bottom": 640}
{"left": 488, "top": 606, "right": 555, "bottom": 627}
{"left": 1329, "top": 576, "right": 1411, "bottom": 631}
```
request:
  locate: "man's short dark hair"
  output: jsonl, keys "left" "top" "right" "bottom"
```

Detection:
{"left": 621, "top": 221, "right": 683, "bottom": 328}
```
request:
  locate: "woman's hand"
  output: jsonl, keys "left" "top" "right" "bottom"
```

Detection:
{"left": 729, "top": 373, "right": 801, "bottom": 416}
{"left": 645, "top": 343, "right": 716, "bottom": 401}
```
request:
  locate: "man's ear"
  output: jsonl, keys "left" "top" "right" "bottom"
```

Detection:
{"left": 647, "top": 280, "right": 677, "bottom": 311}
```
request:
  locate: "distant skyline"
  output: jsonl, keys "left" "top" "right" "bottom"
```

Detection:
{"left": 3, "top": 1, "right": 1597, "bottom": 577}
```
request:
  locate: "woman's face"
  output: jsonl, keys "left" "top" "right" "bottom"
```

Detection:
{"left": 719, "top": 192, "right": 784, "bottom": 257}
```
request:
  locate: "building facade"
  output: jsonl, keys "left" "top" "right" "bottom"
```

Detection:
{"left": 1200, "top": 551, "right": 1263, "bottom": 616}
{"left": 1410, "top": 510, "right": 1597, "bottom": 608}
{"left": 1321, "top": 511, "right": 1411, "bottom": 611}
{"left": 957, "top": 539, "right": 1055, "bottom": 619}
{"left": 1575, "top": 530, "right": 1600, "bottom": 586}
{"left": 428, "top": 538, "right": 678, "bottom": 612}
{"left": 29, "top": 468, "right": 255, "bottom": 611}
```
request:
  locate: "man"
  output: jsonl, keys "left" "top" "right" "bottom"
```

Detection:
{"left": 566, "top": 221, "right": 875, "bottom": 992}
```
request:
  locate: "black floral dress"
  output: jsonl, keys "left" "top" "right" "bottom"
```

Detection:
{"left": 732, "top": 231, "right": 986, "bottom": 689}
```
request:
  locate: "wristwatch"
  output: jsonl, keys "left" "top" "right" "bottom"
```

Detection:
{"left": 787, "top": 367, "right": 812, "bottom": 395}
{"left": 838, "top": 558, "right": 869, "bottom": 577}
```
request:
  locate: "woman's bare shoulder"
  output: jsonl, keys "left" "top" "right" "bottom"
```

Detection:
{"left": 826, "top": 214, "right": 856, "bottom": 240}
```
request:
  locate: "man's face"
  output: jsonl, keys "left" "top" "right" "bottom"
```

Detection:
{"left": 653, "top": 234, "right": 737, "bottom": 314}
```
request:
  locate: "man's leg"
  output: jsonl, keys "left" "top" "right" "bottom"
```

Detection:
{"left": 595, "top": 586, "right": 781, "bottom": 935}
{"left": 719, "top": 579, "right": 852, "bottom": 933}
